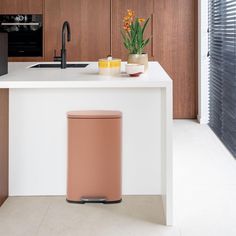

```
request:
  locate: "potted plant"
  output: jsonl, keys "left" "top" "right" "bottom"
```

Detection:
{"left": 121, "top": 9, "right": 150, "bottom": 71}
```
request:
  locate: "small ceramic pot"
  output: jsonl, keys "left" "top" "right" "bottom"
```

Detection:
{"left": 125, "top": 64, "right": 144, "bottom": 77}
{"left": 127, "top": 53, "right": 148, "bottom": 71}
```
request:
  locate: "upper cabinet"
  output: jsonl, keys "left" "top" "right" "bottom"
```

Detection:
{"left": 44, "top": 0, "right": 111, "bottom": 61}
{"left": 111, "top": 0, "right": 154, "bottom": 61}
{"left": 0, "top": 0, "right": 43, "bottom": 14}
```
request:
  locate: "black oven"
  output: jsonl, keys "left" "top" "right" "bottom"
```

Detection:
{"left": 0, "top": 15, "right": 43, "bottom": 57}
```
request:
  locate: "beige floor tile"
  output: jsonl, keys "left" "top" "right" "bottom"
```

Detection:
{"left": 36, "top": 196, "right": 180, "bottom": 236}
{"left": 0, "top": 197, "right": 51, "bottom": 236}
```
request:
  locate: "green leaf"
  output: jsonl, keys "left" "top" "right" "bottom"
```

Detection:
{"left": 142, "top": 17, "right": 150, "bottom": 35}
{"left": 135, "top": 18, "right": 139, "bottom": 32}
{"left": 127, "top": 31, "right": 131, "bottom": 40}
{"left": 130, "top": 22, "right": 135, "bottom": 33}
{"left": 121, "top": 30, "right": 127, "bottom": 41}
{"left": 137, "top": 25, "right": 143, "bottom": 48}
{"left": 143, "top": 38, "right": 150, "bottom": 47}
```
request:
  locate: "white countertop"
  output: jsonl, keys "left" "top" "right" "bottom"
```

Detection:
{"left": 0, "top": 62, "right": 172, "bottom": 88}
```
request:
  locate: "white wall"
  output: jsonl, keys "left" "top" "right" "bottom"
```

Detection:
{"left": 198, "top": 0, "right": 209, "bottom": 124}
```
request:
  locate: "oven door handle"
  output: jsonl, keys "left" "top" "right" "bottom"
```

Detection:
{"left": 1, "top": 22, "right": 40, "bottom": 26}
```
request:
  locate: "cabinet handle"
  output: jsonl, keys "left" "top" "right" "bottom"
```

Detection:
{"left": 1, "top": 23, "right": 40, "bottom": 26}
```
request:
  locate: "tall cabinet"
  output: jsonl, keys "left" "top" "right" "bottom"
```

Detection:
{"left": 154, "top": 0, "right": 197, "bottom": 118}
{"left": 44, "top": 0, "right": 111, "bottom": 61}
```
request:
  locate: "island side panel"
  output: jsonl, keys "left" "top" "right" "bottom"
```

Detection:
{"left": 161, "top": 84, "right": 173, "bottom": 226}
{"left": 0, "top": 89, "right": 9, "bottom": 206}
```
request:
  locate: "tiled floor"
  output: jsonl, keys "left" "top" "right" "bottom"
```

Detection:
{"left": 1, "top": 120, "right": 236, "bottom": 236}
{"left": 0, "top": 196, "right": 179, "bottom": 236}
{"left": 174, "top": 120, "right": 236, "bottom": 236}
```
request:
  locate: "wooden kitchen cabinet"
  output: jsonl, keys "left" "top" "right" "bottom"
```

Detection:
{"left": 0, "top": 0, "right": 43, "bottom": 14}
{"left": 154, "top": 0, "right": 197, "bottom": 118}
{"left": 44, "top": 0, "right": 111, "bottom": 61}
{"left": 0, "top": 89, "right": 9, "bottom": 206}
{"left": 111, "top": 0, "right": 154, "bottom": 60}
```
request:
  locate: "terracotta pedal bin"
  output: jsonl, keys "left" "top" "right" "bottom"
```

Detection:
{"left": 67, "top": 110, "right": 122, "bottom": 204}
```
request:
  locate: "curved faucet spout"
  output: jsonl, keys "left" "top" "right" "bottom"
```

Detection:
{"left": 61, "top": 21, "right": 71, "bottom": 69}
{"left": 62, "top": 21, "right": 71, "bottom": 46}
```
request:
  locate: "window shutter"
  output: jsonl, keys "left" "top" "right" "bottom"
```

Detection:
{"left": 209, "top": 0, "right": 236, "bottom": 157}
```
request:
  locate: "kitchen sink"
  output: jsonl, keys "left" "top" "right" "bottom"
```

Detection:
{"left": 30, "top": 63, "right": 89, "bottom": 68}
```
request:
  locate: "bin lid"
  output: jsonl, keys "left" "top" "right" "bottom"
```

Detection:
{"left": 67, "top": 110, "right": 122, "bottom": 119}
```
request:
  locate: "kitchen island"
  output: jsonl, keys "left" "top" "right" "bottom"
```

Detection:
{"left": 0, "top": 62, "right": 173, "bottom": 225}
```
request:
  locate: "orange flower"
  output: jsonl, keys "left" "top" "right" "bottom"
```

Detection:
{"left": 124, "top": 10, "right": 135, "bottom": 23}
{"left": 123, "top": 16, "right": 130, "bottom": 22}
{"left": 123, "top": 22, "right": 131, "bottom": 32}
{"left": 127, "top": 9, "right": 135, "bottom": 18}
{"left": 123, "top": 9, "right": 135, "bottom": 32}
{"left": 138, "top": 18, "right": 145, "bottom": 23}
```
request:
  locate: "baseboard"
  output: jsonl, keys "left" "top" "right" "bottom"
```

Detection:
{"left": 197, "top": 115, "right": 209, "bottom": 124}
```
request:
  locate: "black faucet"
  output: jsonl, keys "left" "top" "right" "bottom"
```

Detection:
{"left": 60, "top": 21, "right": 71, "bottom": 69}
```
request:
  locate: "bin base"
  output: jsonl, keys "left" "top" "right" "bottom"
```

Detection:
{"left": 66, "top": 198, "right": 122, "bottom": 204}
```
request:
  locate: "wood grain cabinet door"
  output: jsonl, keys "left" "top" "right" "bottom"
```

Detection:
{"left": 76, "top": 0, "right": 111, "bottom": 61}
{"left": 0, "top": 0, "right": 43, "bottom": 14}
{"left": 44, "top": 0, "right": 111, "bottom": 61}
{"left": 154, "top": 0, "right": 197, "bottom": 118}
{"left": 111, "top": 0, "right": 154, "bottom": 60}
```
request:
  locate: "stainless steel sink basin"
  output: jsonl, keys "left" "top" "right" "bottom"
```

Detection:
{"left": 30, "top": 63, "right": 89, "bottom": 68}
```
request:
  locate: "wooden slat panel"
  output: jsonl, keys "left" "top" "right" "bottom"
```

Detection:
{"left": 154, "top": 0, "right": 197, "bottom": 118}
{"left": 0, "top": 89, "right": 9, "bottom": 206}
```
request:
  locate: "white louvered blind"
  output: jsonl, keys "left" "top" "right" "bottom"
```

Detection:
{"left": 209, "top": 0, "right": 236, "bottom": 157}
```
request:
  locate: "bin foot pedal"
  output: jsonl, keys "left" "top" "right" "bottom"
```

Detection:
{"left": 66, "top": 197, "right": 122, "bottom": 204}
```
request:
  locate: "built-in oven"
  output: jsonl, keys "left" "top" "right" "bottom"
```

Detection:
{"left": 0, "top": 14, "right": 43, "bottom": 57}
